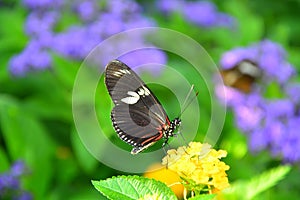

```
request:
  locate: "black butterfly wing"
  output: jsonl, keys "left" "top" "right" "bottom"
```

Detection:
{"left": 105, "top": 60, "right": 169, "bottom": 154}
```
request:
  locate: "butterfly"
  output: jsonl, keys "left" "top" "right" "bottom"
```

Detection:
{"left": 105, "top": 60, "right": 181, "bottom": 154}
{"left": 220, "top": 59, "right": 262, "bottom": 93}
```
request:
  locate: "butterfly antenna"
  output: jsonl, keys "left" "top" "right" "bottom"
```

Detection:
{"left": 177, "top": 86, "right": 199, "bottom": 118}
{"left": 181, "top": 85, "right": 195, "bottom": 109}
{"left": 176, "top": 86, "right": 198, "bottom": 153}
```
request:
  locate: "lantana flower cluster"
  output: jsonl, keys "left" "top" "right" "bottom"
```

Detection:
{"left": 162, "top": 142, "right": 230, "bottom": 195}
{"left": 216, "top": 40, "right": 300, "bottom": 163}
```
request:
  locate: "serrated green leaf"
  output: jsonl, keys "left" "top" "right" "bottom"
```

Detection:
{"left": 188, "top": 194, "right": 216, "bottom": 200}
{"left": 245, "top": 165, "right": 291, "bottom": 199}
{"left": 222, "top": 165, "right": 291, "bottom": 200}
{"left": 92, "top": 175, "right": 177, "bottom": 200}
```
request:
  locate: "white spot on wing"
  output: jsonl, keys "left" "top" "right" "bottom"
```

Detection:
{"left": 142, "top": 86, "right": 150, "bottom": 95}
{"left": 119, "top": 69, "right": 131, "bottom": 74}
{"left": 121, "top": 91, "right": 140, "bottom": 104}
{"left": 131, "top": 142, "right": 155, "bottom": 154}
{"left": 113, "top": 71, "right": 123, "bottom": 77}
{"left": 137, "top": 88, "right": 144, "bottom": 96}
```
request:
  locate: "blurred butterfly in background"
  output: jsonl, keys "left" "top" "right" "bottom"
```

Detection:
{"left": 105, "top": 60, "right": 181, "bottom": 154}
{"left": 220, "top": 59, "right": 262, "bottom": 93}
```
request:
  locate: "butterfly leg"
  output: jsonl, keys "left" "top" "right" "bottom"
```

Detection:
{"left": 162, "top": 137, "right": 169, "bottom": 147}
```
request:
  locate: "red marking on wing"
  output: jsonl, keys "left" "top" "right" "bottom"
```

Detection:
{"left": 166, "top": 117, "right": 171, "bottom": 126}
{"left": 141, "top": 132, "right": 163, "bottom": 145}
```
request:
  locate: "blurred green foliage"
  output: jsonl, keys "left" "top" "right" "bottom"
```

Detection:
{"left": 0, "top": 0, "right": 300, "bottom": 199}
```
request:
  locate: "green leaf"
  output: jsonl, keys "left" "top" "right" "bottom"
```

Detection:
{"left": 246, "top": 165, "right": 291, "bottom": 199}
{"left": 222, "top": 165, "right": 291, "bottom": 200}
{"left": 92, "top": 175, "right": 177, "bottom": 200}
{"left": 225, "top": 1, "right": 263, "bottom": 44}
{"left": 188, "top": 194, "right": 216, "bottom": 200}
{"left": 52, "top": 54, "right": 80, "bottom": 88}
{"left": 0, "top": 94, "right": 55, "bottom": 198}
{"left": 0, "top": 146, "right": 9, "bottom": 171}
{"left": 0, "top": 95, "right": 24, "bottom": 159}
{"left": 71, "top": 128, "right": 98, "bottom": 173}
{"left": 264, "top": 81, "right": 285, "bottom": 99}
{"left": 0, "top": 8, "right": 27, "bottom": 52}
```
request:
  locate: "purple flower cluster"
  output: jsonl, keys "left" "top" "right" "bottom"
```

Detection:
{"left": 10, "top": 0, "right": 166, "bottom": 76}
{"left": 157, "top": 0, "right": 235, "bottom": 28}
{"left": 216, "top": 40, "right": 300, "bottom": 163}
{"left": 220, "top": 40, "right": 295, "bottom": 84}
{"left": 0, "top": 161, "right": 32, "bottom": 200}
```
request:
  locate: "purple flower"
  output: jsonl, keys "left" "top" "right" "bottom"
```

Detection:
{"left": 118, "top": 48, "right": 167, "bottom": 75}
{"left": 281, "top": 117, "right": 300, "bottom": 162}
{"left": 0, "top": 161, "right": 31, "bottom": 200}
{"left": 265, "top": 99, "right": 294, "bottom": 120}
{"left": 10, "top": 161, "right": 26, "bottom": 177}
{"left": 22, "top": 0, "right": 63, "bottom": 9}
{"left": 240, "top": 96, "right": 300, "bottom": 163}
{"left": 233, "top": 93, "right": 264, "bottom": 132}
{"left": 25, "top": 11, "right": 58, "bottom": 37}
{"left": 157, "top": 0, "right": 235, "bottom": 28}
{"left": 216, "top": 13, "right": 236, "bottom": 27}
{"left": 107, "top": 0, "right": 141, "bottom": 18}
{"left": 220, "top": 48, "right": 258, "bottom": 69}
{"left": 239, "top": 96, "right": 300, "bottom": 163}
{"left": 217, "top": 40, "right": 300, "bottom": 163}
{"left": 215, "top": 85, "right": 246, "bottom": 106}
{"left": 267, "top": 120, "right": 285, "bottom": 147}
{"left": 183, "top": 1, "right": 217, "bottom": 27}
{"left": 157, "top": 0, "right": 184, "bottom": 14}
{"left": 17, "top": 192, "right": 32, "bottom": 200}
{"left": 9, "top": 40, "right": 52, "bottom": 76}
{"left": 0, "top": 174, "right": 19, "bottom": 190}
{"left": 11, "top": 0, "right": 166, "bottom": 76}
{"left": 248, "top": 128, "right": 268, "bottom": 152}
{"left": 9, "top": 54, "right": 28, "bottom": 76}
{"left": 286, "top": 83, "right": 300, "bottom": 104}
{"left": 75, "top": 0, "right": 98, "bottom": 21}
{"left": 183, "top": 1, "right": 234, "bottom": 28}
{"left": 220, "top": 40, "right": 295, "bottom": 84}
{"left": 51, "top": 27, "right": 93, "bottom": 59}
{"left": 97, "top": 13, "right": 126, "bottom": 36}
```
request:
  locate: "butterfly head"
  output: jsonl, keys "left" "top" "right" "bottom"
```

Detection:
{"left": 165, "top": 118, "right": 181, "bottom": 137}
{"left": 172, "top": 117, "right": 181, "bottom": 127}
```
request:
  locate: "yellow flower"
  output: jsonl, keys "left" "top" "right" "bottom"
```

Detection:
{"left": 144, "top": 163, "right": 184, "bottom": 198}
{"left": 162, "top": 142, "right": 230, "bottom": 195}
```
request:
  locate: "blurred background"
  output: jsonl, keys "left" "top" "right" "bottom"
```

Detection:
{"left": 0, "top": 0, "right": 300, "bottom": 199}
